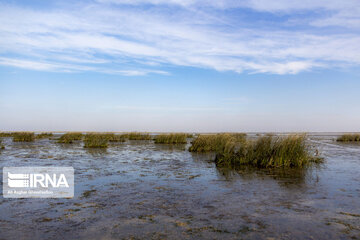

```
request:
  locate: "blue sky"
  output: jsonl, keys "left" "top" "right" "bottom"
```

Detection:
{"left": 0, "top": 0, "right": 360, "bottom": 132}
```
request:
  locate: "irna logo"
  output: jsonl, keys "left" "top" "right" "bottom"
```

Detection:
{"left": 3, "top": 167, "right": 74, "bottom": 198}
{"left": 7, "top": 172, "right": 69, "bottom": 188}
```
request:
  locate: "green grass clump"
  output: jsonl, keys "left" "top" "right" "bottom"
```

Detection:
{"left": 0, "top": 132, "right": 13, "bottom": 137}
{"left": 186, "top": 133, "right": 194, "bottom": 138}
{"left": 154, "top": 133, "right": 187, "bottom": 144}
{"left": 83, "top": 133, "right": 109, "bottom": 148}
{"left": 189, "top": 133, "right": 246, "bottom": 152}
{"left": 215, "top": 135, "right": 321, "bottom": 168}
{"left": 127, "top": 132, "right": 152, "bottom": 140}
{"left": 57, "top": 132, "right": 83, "bottom": 143}
{"left": 12, "top": 132, "right": 35, "bottom": 142}
{"left": 337, "top": 134, "right": 360, "bottom": 142}
{"left": 36, "top": 132, "right": 53, "bottom": 139}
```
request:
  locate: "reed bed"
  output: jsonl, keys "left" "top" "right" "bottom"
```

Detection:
{"left": 83, "top": 133, "right": 109, "bottom": 148}
{"left": 0, "top": 139, "right": 4, "bottom": 149}
{"left": 189, "top": 133, "right": 246, "bottom": 152}
{"left": 36, "top": 132, "right": 53, "bottom": 139}
{"left": 215, "top": 135, "right": 321, "bottom": 168}
{"left": 126, "top": 132, "right": 152, "bottom": 140}
{"left": 12, "top": 132, "right": 35, "bottom": 142}
{"left": 57, "top": 132, "right": 83, "bottom": 143}
{"left": 337, "top": 134, "right": 360, "bottom": 142}
{"left": 154, "top": 133, "right": 187, "bottom": 144}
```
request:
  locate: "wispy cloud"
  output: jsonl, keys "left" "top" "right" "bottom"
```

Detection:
{"left": 0, "top": 0, "right": 359, "bottom": 75}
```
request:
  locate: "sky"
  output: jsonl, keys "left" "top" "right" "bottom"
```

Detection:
{"left": 0, "top": 0, "right": 360, "bottom": 132}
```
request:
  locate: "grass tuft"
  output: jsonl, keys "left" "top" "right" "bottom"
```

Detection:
{"left": 0, "top": 139, "right": 4, "bottom": 149}
{"left": 36, "top": 132, "right": 53, "bottom": 139}
{"left": 13, "top": 132, "right": 35, "bottom": 142}
{"left": 83, "top": 133, "right": 109, "bottom": 148}
{"left": 126, "top": 132, "right": 152, "bottom": 140}
{"left": 154, "top": 133, "right": 187, "bottom": 144}
{"left": 103, "top": 133, "right": 127, "bottom": 142}
{"left": 57, "top": 132, "right": 83, "bottom": 143}
{"left": 337, "top": 134, "right": 360, "bottom": 142}
{"left": 189, "top": 133, "right": 246, "bottom": 152}
{"left": 215, "top": 134, "right": 321, "bottom": 168}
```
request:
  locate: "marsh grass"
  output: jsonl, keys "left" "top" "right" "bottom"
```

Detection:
{"left": 337, "top": 134, "right": 360, "bottom": 142}
{"left": 154, "top": 133, "right": 187, "bottom": 144}
{"left": 0, "top": 139, "right": 4, "bottom": 149}
{"left": 83, "top": 133, "right": 109, "bottom": 148}
{"left": 36, "top": 132, "right": 53, "bottom": 139}
{"left": 12, "top": 132, "right": 35, "bottom": 142}
{"left": 215, "top": 135, "right": 321, "bottom": 168}
{"left": 0, "top": 132, "right": 13, "bottom": 137}
{"left": 186, "top": 133, "right": 194, "bottom": 138}
{"left": 189, "top": 133, "right": 246, "bottom": 152}
{"left": 126, "top": 132, "right": 152, "bottom": 140}
{"left": 106, "top": 133, "right": 127, "bottom": 142}
{"left": 57, "top": 132, "right": 83, "bottom": 143}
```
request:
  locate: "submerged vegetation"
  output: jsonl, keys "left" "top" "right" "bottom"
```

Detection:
{"left": 214, "top": 135, "right": 321, "bottom": 168}
{"left": 154, "top": 133, "right": 187, "bottom": 144}
{"left": 36, "top": 132, "right": 53, "bottom": 139}
{"left": 13, "top": 132, "right": 35, "bottom": 142}
{"left": 83, "top": 133, "right": 109, "bottom": 148}
{"left": 337, "top": 134, "right": 360, "bottom": 142}
{"left": 57, "top": 132, "right": 83, "bottom": 143}
{"left": 126, "top": 132, "right": 152, "bottom": 140}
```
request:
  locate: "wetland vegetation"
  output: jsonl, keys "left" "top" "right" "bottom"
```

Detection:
{"left": 126, "top": 132, "right": 152, "bottom": 140}
{"left": 57, "top": 132, "right": 83, "bottom": 143}
{"left": 214, "top": 134, "right": 322, "bottom": 168}
{"left": 154, "top": 133, "right": 187, "bottom": 144}
{"left": 12, "top": 132, "right": 35, "bottom": 142}
{"left": 36, "top": 132, "right": 54, "bottom": 139}
{"left": 337, "top": 134, "right": 360, "bottom": 142}
{"left": 83, "top": 133, "right": 109, "bottom": 148}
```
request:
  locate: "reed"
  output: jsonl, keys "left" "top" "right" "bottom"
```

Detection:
{"left": 215, "top": 135, "right": 321, "bottom": 168}
{"left": 12, "top": 132, "right": 35, "bottom": 142}
{"left": 337, "top": 134, "right": 360, "bottom": 142}
{"left": 57, "top": 132, "right": 83, "bottom": 143}
{"left": 127, "top": 132, "right": 152, "bottom": 140}
{"left": 189, "top": 133, "right": 246, "bottom": 152}
{"left": 154, "top": 133, "right": 187, "bottom": 144}
{"left": 36, "top": 132, "right": 53, "bottom": 139}
{"left": 83, "top": 133, "right": 109, "bottom": 148}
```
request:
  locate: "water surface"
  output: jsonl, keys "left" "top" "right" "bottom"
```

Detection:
{"left": 0, "top": 134, "right": 359, "bottom": 239}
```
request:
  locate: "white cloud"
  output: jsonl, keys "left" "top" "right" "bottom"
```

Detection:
{"left": 0, "top": 1, "right": 359, "bottom": 75}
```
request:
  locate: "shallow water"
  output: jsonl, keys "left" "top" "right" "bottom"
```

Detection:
{"left": 0, "top": 134, "right": 359, "bottom": 239}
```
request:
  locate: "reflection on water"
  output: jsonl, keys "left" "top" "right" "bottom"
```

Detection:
{"left": 0, "top": 135, "right": 359, "bottom": 240}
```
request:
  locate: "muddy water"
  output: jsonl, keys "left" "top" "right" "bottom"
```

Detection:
{"left": 0, "top": 134, "right": 359, "bottom": 239}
